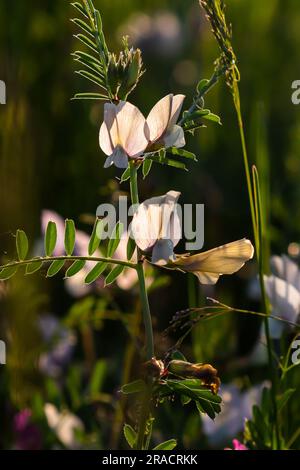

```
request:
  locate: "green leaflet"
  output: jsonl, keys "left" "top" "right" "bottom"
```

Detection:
{"left": 121, "top": 380, "right": 145, "bottom": 395}
{"left": 105, "top": 265, "right": 124, "bottom": 286}
{"left": 25, "top": 260, "right": 43, "bottom": 275}
{"left": 153, "top": 439, "right": 177, "bottom": 450}
{"left": 142, "top": 159, "right": 152, "bottom": 178}
{"left": 85, "top": 262, "right": 107, "bottom": 284}
{"left": 47, "top": 260, "right": 65, "bottom": 277}
{"left": 45, "top": 221, "right": 57, "bottom": 257}
{"left": 107, "top": 222, "right": 123, "bottom": 258}
{"left": 0, "top": 265, "right": 18, "bottom": 281}
{"left": 16, "top": 229, "right": 29, "bottom": 261}
{"left": 123, "top": 424, "right": 137, "bottom": 449}
{"left": 126, "top": 236, "right": 136, "bottom": 261}
{"left": 65, "top": 260, "right": 86, "bottom": 277}
{"left": 88, "top": 218, "right": 104, "bottom": 256}
{"left": 64, "top": 219, "right": 76, "bottom": 256}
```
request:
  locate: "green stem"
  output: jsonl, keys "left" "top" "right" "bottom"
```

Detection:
{"left": 0, "top": 255, "right": 137, "bottom": 271}
{"left": 232, "top": 82, "right": 280, "bottom": 449}
{"left": 129, "top": 162, "right": 154, "bottom": 359}
{"left": 253, "top": 167, "right": 281, "bottom": 449}
{"left": 129, "top": 161, "right": 154, "bottom": 450}
{"left": 0, "top": 255, "right": 136, "bottom": 272}
{"left": 135, "top": 384, "right": 153, "bottom": 450}
{"left": 136, "top": 263, "right": 154, "bottom": 360}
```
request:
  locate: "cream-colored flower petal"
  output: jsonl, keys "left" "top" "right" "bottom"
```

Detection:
{"left": 99, "top": 122, "right": 114, "bottom": 156}
{"left": 264, "top": 275, "right": 300, "bottom": 326}
{"left": 99, "top": 103, "right": 119, "bottom": 155}
{"left": 169, "top": 94, "right": 185, "bottom": 128}
{"left": 270, "top": 255, "right": 300, "bottom": 291}
{"left": 131, "top": 200, "right": 162, "bottom": 251}
{"left": 115, "top": 101, "right": 148, "bottom": 157}
{"left": 193, "top": 271, "right": 221, "bottom": 285}
{"left": 173, "top": 239, "right": 254, "bottom": 285}
{"left": 157, "top": 191, "right": 181, "bottom": 245}
{"left": 146, "top": 94, "right": 173, "bottom": 143}
{"left": 131, "top": 190, "right": 181, "bottom": 252}
{"left": 163, "top": 124, "right": 186, "bottom": 148}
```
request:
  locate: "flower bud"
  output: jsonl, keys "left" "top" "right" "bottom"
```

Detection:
{"left": 143, "top": 357, "right": 165, "bottom": 379}
{"left": 167, "top": 360, "right": 221, "bottom": 394}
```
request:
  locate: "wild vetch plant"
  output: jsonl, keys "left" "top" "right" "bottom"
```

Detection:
{"left": 0, "top": 0, "right": 299, "bottom": 450}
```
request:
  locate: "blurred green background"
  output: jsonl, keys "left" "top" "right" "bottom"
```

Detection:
{"left": 1, "top": 0, "right": 300, "bottom": 450}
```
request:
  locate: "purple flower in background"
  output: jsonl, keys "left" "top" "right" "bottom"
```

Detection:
{"left": 38, "top": 314, "right": 76, "bottom": 378}
{"left": 13, "top": 409, "right": 42, "bottom": 450}
{"left": 225, "top": 439, "right": 248, "bottom": 451}
{"left": 118, "top": 12, "right": 183, "bottom": 58}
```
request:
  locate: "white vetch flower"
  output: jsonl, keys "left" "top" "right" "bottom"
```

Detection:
{"left": 99, "top": 101, "right": 149, "bottom": 169}
{"left": 44, "top": 403, "right": 84, "bottom": 449}
{"left": 146, "top": 93, "right": 185, "bottom": 149}
{"left": 172, "top": 239, "right": 254, "bottom": 284}
{"left": 131, "top": 190, "right": 181, "bottom": 265}
{"left": 264, "top": 255, "right": 300, "bottom": 338}
{"left": 203, "top": 383, "right": 267, "bottom": 445}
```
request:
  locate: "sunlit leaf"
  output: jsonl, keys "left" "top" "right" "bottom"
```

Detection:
{"left": 85, "top": 261, "right": 106, "bottom": 284}
{"left": 74, "top": 33, "right": 99, "bottom": 54}
{"left": 71, "top": 2, "right": 89, "bottom": 19}
{"left": 0, "top": 265, "right": 18, "bottom": 281}
{"left": 107, "top": 222, "right": 123, "bottom": 258}
{"left": 196, "top": 400, "right": 216, "bottom": 421}
{"left": 71, "top": 18, "right": 94, "bottom": 37}
{"left": 201, "top": 112, "right": 221, "bottom": 124}
{"left": 72, "top": 92, "right": 107, "bottom": 101}
{"left": 105, "top": 265, "right": 124, "bottom": 286}
{"left": 197, "top": 78, "right": 209, "bottom": 94}
{"left": 153, "top": 439, "right": 177, "bottom": 450}
{"left": 25, "top": 260, "right": 43, "bottom": 275}
{"left": 88, "top": 218, "right": 104, "bottom": 256}
{"left": 72, "top": 50, "right": 103, "bottom": 69}
{"left": 126, "top": 236, "right": 136, "bottom": 261}
{"left": 65, "top": 260, "right": 86, "bottom": 277}
{"left": 142, "top": 159, "right": 152, "bottom": 179}
{"left": 181, "top": 395, "right": 192, "bottom": 405}
{"left": 167, "top": 147, "right": 197, "bottom": 161}
{"left": 120, "top": 166, "right": 131, "bottom": 183}
{"left": 45, "top": 221, "right": 57, "bottom": 257}
{"left": 75, "top": 70, "right": 105, "bottom": 88}
{"left": 16, "top": 229, "right": 29, "bottom": 261}
{"left": 121, "top": 379, "right": 145, "bottom": 395}
{"left": 47, "top": 260, "right": 65, "bottom": 277}
{"left": 123, "top": 424, "right": 137, "bottom": 449}
{"left": 64, "top": 219, "right": 76, "bottom": 256}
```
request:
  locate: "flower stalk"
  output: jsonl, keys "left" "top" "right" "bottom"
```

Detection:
{"left": 129, "top": 160, "right": 154, "bottom": 449}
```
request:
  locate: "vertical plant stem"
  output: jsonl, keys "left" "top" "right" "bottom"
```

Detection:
{"left": 232, "top": 82, "right": 280, "bottom": 449}
{"left": 232, "top": 83, "right": 258, "bottom": 248}
{"left": 129, "top": 162, "right": 154, "bottom": 360}
{"left": 129, "top": 161, "right": 154, "bottom": 449}
{"left": 252, "top": 167, "right": 280, "bottom": 449}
